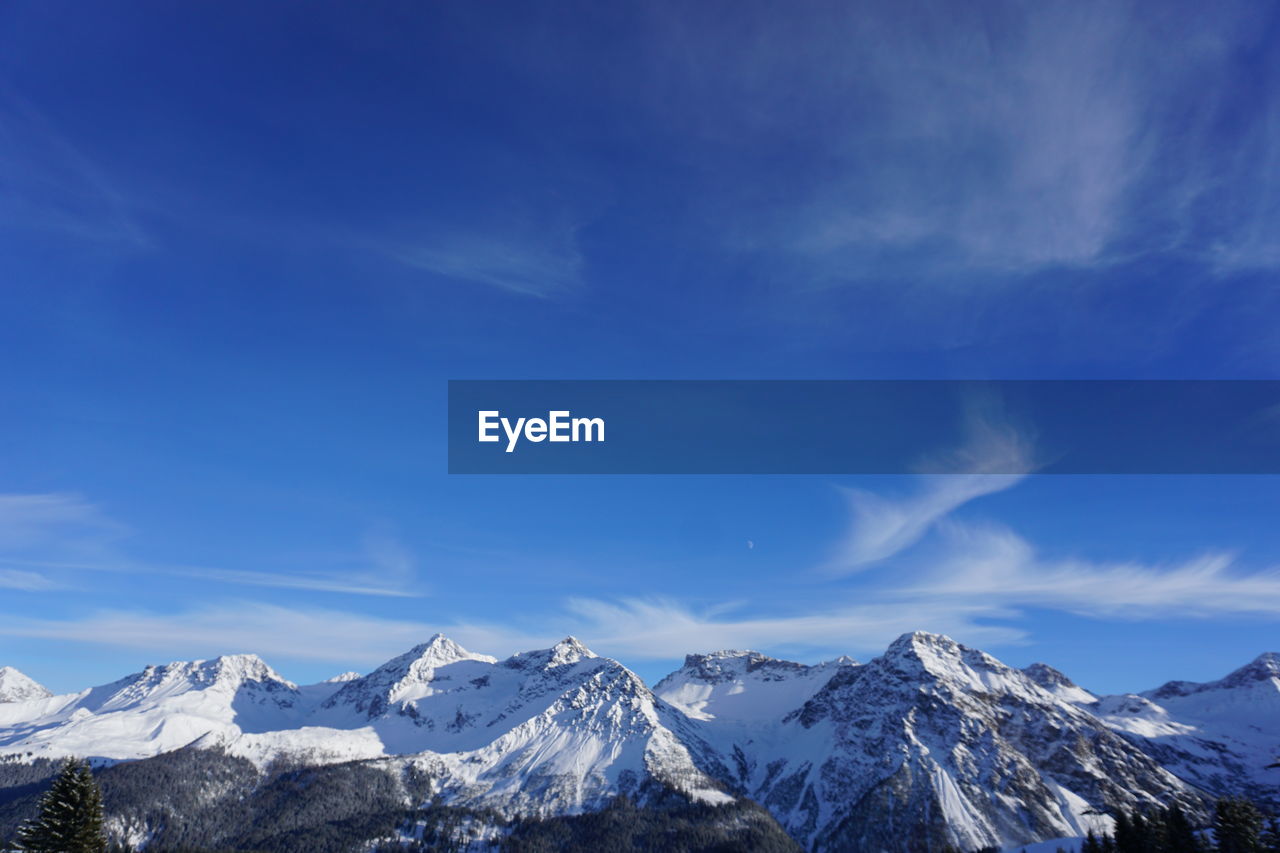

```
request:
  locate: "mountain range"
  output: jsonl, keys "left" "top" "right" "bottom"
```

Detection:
{"left": 1, "top": 632, "right": 1276, "bottom": 852}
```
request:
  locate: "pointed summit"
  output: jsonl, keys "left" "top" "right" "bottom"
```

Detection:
{"left": 502, "top": 636, "right": 599, "bottom": 672}
{"left": 319, "top": 635, "right": 497, "bottom": 717}
{"left": 1023, "top": 662, "right": 1097, "bottom": 705}
{"left": 882, "top": 630, "right": 966, "bottom": 669}
{"left": 323, "top": 671, "right": 362, "bottom": 684}
{"left": 1220, "top": 651, "right": 1280, "bottom": 687}
{"left": 377, "top": 634, "right": 496, "bottom": 687}
{"left": 0, "top": 666, "right": 52, "bottom": 703}
{"left": 1150, "top": 651, "right": 1280, "bottom": 699}
{"left": 1023, "top": 662, "right": 1072, "bottom": 687}
{"left": 541, "top": 636, "right": 599, "bottom": 668}
{"left": 401, "top": 634, "right": 490, "bottom": 671}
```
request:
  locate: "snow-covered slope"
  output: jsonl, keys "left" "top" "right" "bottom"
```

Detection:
{"left": 0, "top": 667, "right": 51, "bottom": 703}
{"left": 302, "top": 634, "right": 731, "bottom": 813}
{"left": 655, "top": 650, "right": 855, "bottom": 723}
{"left": 673, "top": 632, "right": 1203, "bottom": 852}
{"left": 2, "top": 633, "right": 1277, "bottom": 851}
{"left": 0, "top": 636, "right": 731, "bottom": 818}
{"left": 1022, "top": 662, "right": 1099, "bottom": 706}
{"left": 1087, "top": 652, "right": 1280, "bottom": 805}
{"left": 0, "top": 654, "right": 300, "bottom": 760}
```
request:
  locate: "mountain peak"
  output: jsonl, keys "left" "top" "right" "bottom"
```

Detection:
{"left": 1022, "top": 662, "right": 1097, "bottom": 705}
{"left": 884, "top": 630, "right": 963, "bottom": 662}
{"left": 213, "top": 653, "right": 286, "bottom": 679}
{"left": 0, "top": 666, "right": 52, "bottom": 703}
{"left": 381, "top": 635, "right": 497, "bottom": 683}
{"left": 404, "top": 634, "right": 484, "bottom": 668}
{"left": 318, "top": 635, "right": 498, "bottom": 716}
{"left": 324, "top": 671, "right": 362, "bottom": 683}
{"left": 1217, "top": 651, "right": 1280, "bottom": 689}
{"left": 1023, "top": 662, "right": 1073, "bottom": 688}
{"left": 674, "top": 649, "right": 815, "bottom": 683}
{"left": 550, "top": 636, "right": 597, "bottom": 664}
{"left": 502, "top": 636, "right": 599, "bottom": 672}
{"left": 117, "top": 655, "right": 298, "bottom": 699}
{"left": 1150, "top": 651, "right": 1280, "bottom": 699}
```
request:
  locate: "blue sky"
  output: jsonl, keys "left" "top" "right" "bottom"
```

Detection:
{"left": 1, "top": 0, "right": 1279, "bottom": 695}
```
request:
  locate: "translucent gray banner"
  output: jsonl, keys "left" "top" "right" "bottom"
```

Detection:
{"left": 447, "top": 380, "right": 1280, "bottom": 474}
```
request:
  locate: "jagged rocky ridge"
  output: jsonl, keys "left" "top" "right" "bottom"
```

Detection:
{"left": 0, "top": 632, "right": 1276, "bottom": 852}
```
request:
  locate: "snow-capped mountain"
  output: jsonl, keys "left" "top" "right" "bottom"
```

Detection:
{"left": 0, "top": 667, "right": 50, "bottom": 703}
{"left": 668, "top": 632, "right": 1203, "bottom": 851}
{"left": 0, "top": 654, "right": 301, "bottom": 760}
{"left": 0, "top": 636, "right": 730, "bottom": 819}
{"left": 1086, "top": 651, "right": 1280, "bottom": 806}
{"left": 314, "top": 633, "right": 498, "bottom": 725}
{"left": 655, "top": 650, "right": 855, "bottom": 723}
{"left": 310, "top": 634, "right": 731, "bottom": 814}
{"left": 1021, "top": 661, "right": 1099, "bottom": 706}
{"left": 2, "top": 633, "right": 1277, "bottom": 852}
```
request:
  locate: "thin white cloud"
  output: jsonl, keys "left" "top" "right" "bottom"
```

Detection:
{"left": 0, "top": 603, "right": 440, "bottom": 667}
{"left": 821, "top": 405, "right": 1036, "bottom": 573}
{"left": 823, "top": 477, "right": 1020, "bottom": 574}
{"left": 175, "top": 566, "right": 421, "bottom": 598}
{"left": 0, "top": 596, "right": 1024, "bottom": 671}
{"left": 0, "top": 493, "right": 126, "bottom": 553}
{"left": 657, "top": 1, "right": 1276, "bottom": 276}
{"left": 0, "top": 493, "right": 421, "bottom": 598}
{"left": 551, "top": 596, "right": 1023, "bottom": 661}
{"left": 0, "top": 86, "right": 149, "bottom": 247}
{"left": 7, "top": 557, "right": 421, "bottom": 599}
{"left": 387, "top": 228, "right": 583, "bottom": 298}
{"left": 0, "top": 568, "right": 60, "bottom": 592}
{"left": 904, "top": 523, "right": 1280, "bottom": 619}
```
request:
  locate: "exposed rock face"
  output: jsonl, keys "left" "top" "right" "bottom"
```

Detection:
{"left": 669, "top": 632, "right": 1204, "bottom": 851}
{"left": 2, "top": 633, "right": 1277, "bottom": 851}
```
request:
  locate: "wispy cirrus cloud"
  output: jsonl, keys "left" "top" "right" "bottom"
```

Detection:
{"left": 904, "top": 522, "right": 1280, "bottom": 619}
{"left": 821, "top": 404, "right": 1037, "bottom": 573}
{"left": 0, "top": 568, "right": 61, "bottom": 592}
{"left": 381, "top": 225, "right": 583, "bottom": 299}
{"left": 0, "top": 594, "right": 1024, "bottom": 670}
{"left": 0, "top": 603, "right": 438, "bottom": 667}
{"left": 653, "top": 0, "right": 1278, "bottom": 277}
{"left": 0, "top": 86, "right": 150, "bottom": 248}
{"left": 0, "top": 493, "right": 126, "bottom": 552}
{"left": 0, "top": 492, "right": 422, "bottom": 598}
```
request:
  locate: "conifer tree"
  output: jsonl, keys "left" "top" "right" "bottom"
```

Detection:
{"left": 13, "top": 758, "right": 107, "bottom": 853}
{"left": 1215, "top": 797, "right": 1264, "bottom": 853}
{"left": 1115, "top": 810, "right": 1141, "bottom": 853}
{"left": 1164, "top": 803, "right": 1204, "bottom": 853}
{"left": 1262, "top": 817, "right": 1280, "bottom": 853}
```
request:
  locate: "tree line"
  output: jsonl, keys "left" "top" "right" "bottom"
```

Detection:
{"left": 1068, "top": 800, "right": 1280, "bottom": 853}
{"left": 6, "top": 758, "right": 1280, "bottom": 852}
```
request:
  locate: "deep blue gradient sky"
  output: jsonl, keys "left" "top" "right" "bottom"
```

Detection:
{"left": 2, "top": 1, "right": 1279, "bottom": 694}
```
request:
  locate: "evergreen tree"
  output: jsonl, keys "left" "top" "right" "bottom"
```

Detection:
{"left": 1260, "top": 817, "right": 1280, "bottom": 853}
{"left": 1163, "top": 803, "right": 1203, "bottom": 853}
{"left": 1116, "top": 810, "right": 1142, "bottom": 853}
{"left": 1215, "top": 797, "right": 1264, "bottom": 853}
{"left": 13, "top": 758, "right": 107, "bottom": 853}
{"left": 1131, "top": 811, "right": 1151, "bottom": 853}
